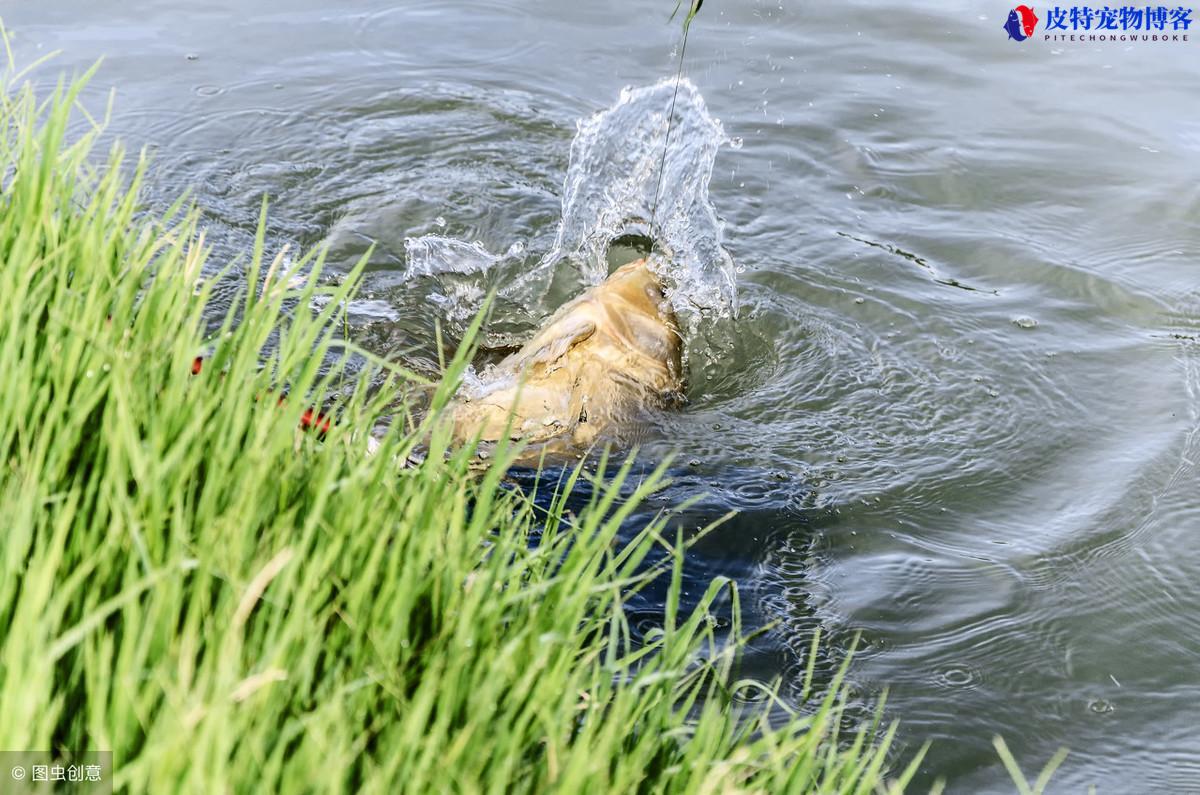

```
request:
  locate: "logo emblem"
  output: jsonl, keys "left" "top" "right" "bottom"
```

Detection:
{"left": 1004, "top": 5, "right": 1040, "bottom": 39}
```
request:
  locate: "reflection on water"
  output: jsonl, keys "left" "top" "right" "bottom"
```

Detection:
{"left": 6, "top": 0, "right": 1200, "bottom": 789}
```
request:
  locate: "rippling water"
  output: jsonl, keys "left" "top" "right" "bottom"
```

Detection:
{"left": 7, "top": 0, "right": 1200, "bottom": 789}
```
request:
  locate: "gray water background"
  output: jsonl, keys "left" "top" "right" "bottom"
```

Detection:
{"left": 5, "top": 1, "right": 1200, "bottom": 790}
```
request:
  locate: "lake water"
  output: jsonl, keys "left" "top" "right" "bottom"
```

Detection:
{"left": 6, "top": 0, "right": 1200, "bottom": 790}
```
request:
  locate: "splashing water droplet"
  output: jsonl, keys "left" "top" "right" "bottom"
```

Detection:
{"left": 400, "top": 79, "right": 738, "bottom": 347}
{"left": 543, "top": 79, "right": 737, "bottom": 325}
{"left": 403, "top": 236, "right": 498, "bottom": 279}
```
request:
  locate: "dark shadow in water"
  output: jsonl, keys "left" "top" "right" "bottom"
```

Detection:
{"left": 502, "top": 461, "right": 837, "bottom": 703}
{"left": 836, "top": 231, "right": 998, "bottom": 295}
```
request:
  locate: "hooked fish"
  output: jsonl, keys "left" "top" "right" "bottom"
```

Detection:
{"left": 184, "top": 258, "right": 684, "bottom": 460}
{"left": 448, "top": 258, "right": 685, "bottom": 457}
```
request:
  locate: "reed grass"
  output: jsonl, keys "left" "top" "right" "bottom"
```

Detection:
{"left": 0, "top": 59, "right": 929, "bottom": 793}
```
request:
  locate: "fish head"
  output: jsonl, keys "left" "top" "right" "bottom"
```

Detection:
{"left": 596, "top": 258, "right": 670, "bottom": 315}
{"left": 1003, "top": 10, "right": 1026, "bottom": 39}
{"left": 447, "top": 257, "right": 685, "bottom": 457}
{"left": 582, "top": 257, "right": 683, "bottom": 385}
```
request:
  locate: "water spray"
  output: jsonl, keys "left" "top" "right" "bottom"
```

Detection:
{"left": 650, "top": 0, "right": 704, "bottom": 238}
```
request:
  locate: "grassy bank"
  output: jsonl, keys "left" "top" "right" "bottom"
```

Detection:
{"left": 0, "top": 62, "right": 926, "bottom": 792}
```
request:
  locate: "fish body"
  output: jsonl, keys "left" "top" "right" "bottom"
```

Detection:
{"left": 449, "top": 258, "right": 684, "bottom": 455}
{"left": 1017, "top": 5, "right": 1039, "bottom": 36}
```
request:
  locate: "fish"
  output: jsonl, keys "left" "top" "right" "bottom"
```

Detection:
{"left": 1017, "top": 5, "right": 1039, "bottom": 36}
{"left": 448, "top": 258, "right": 685, "bottom": 458}
{"left": 1004, "top": 5, "right": 1039, "bottom": 40}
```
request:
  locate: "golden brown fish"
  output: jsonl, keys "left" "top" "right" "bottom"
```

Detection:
{"left": 449, "top": 258, "right": 684, "bottom": 456}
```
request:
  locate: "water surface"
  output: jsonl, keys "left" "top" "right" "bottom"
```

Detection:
{"left": 7, "top": 1, "right": 1200, "bottom": 790}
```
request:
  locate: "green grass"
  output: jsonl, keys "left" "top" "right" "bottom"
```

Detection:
{"left": 0, "top": 59, "right": 933, "bottom": 792}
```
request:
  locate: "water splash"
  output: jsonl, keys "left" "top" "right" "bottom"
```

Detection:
{"left": 403, "top": 77, "right": 738, "bottom": 334}
{"left": 403, "top": 236, "right": 528, "bottom": 324}
{"left": 548, "top": 77, "right": 736, "bottom": 323}
{"left": 403, "top": 236, "right": 501, "bottom": 278}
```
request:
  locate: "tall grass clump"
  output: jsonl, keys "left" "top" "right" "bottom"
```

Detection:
{"left": 0, "top": 59, "right": 923, "bottom": 793}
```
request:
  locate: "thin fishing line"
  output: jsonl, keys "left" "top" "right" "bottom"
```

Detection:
{"left": 649, "top": 24, "right": 691, "bottom": 239}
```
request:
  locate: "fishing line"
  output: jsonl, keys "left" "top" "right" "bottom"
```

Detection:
{"left": 650, "top": 0, "right": 702, "bottom": 239}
